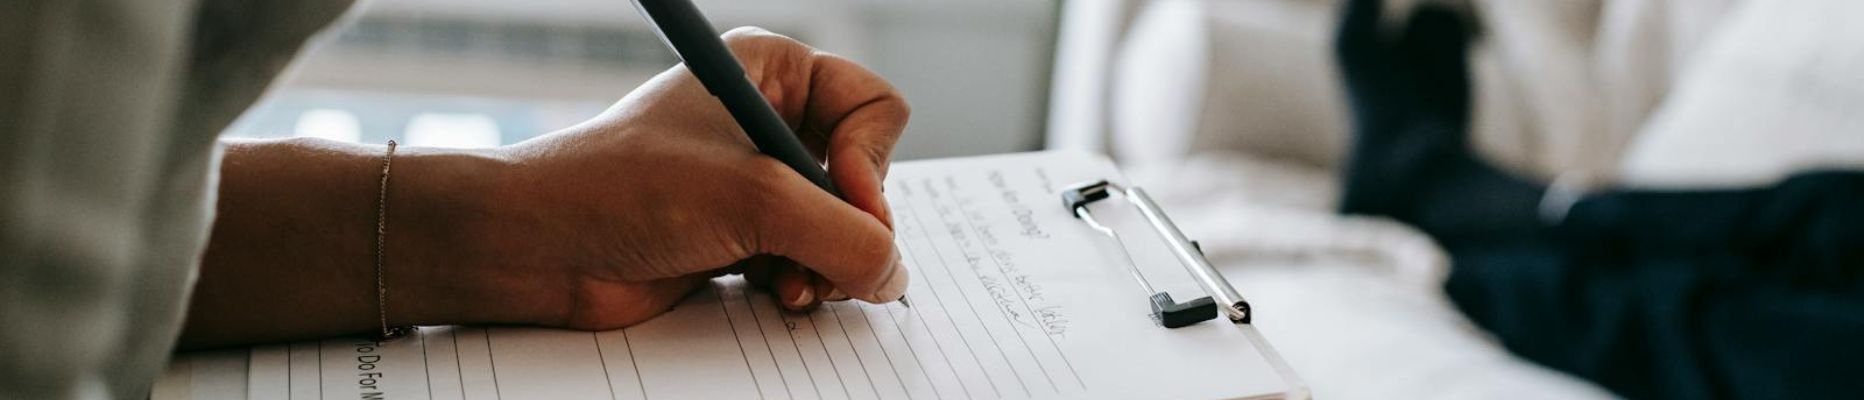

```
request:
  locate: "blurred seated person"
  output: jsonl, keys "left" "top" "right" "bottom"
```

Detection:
{"left": 1332, "top": 0, "right": 1862, "bottom": 398}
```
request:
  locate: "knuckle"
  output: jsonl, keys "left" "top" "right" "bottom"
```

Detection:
{"left": 722, "top": 27, "right": 811, "bottom": 82}
{"left": 864, "top": 141, "right": 891, "bottom": 170}
{"left": 893, "top": 97, "right": 913, "bottom": 120}
{"left": 722, "top": 26, "right": 800, "bottom": 49}
{"left": 722, "top": 26, "right": 773, "bottom": 41}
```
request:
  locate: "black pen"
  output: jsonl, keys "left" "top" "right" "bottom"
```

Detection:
{"left": 630, "top": 0, "right": 907, "bottom": 308}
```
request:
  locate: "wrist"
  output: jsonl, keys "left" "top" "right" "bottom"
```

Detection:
{"left": 386, "top": 147, "right": 558, "bottom": 327}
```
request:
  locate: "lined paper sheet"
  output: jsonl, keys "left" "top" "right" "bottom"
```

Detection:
{"left": 163, "top": 151, "right": 1300, "bottom": 400}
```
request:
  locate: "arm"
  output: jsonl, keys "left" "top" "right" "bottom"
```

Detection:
{"left": 179, "top": 28, "right": 911, "bottom": 349}
{"left": 181, "top": 140, "right": 531, "bottom": 348}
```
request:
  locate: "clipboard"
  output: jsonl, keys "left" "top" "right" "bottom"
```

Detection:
{"left": 1058, "top": 176, "right": 1307, "bottom": 399}
{"left": 154, "top": 151, "right": 1308, "bottom": 400}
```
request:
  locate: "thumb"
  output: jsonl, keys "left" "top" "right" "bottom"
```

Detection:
{"left": 752, "top": 170, "right": 909, "bottom": 303}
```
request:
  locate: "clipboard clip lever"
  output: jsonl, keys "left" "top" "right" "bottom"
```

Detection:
{"left": 1063, "top": 180, "right": 1253, "bottom": 328}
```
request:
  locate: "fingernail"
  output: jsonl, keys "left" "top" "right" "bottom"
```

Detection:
{"left": 788, "top": 286, "right": 815, "bottom": 308}
{"left": 874, "top": 257, "right": 910, "bottom": 302}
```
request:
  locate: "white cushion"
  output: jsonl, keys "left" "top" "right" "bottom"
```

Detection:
{"left": 1619, "top": 0, "right": 1864, "bottom": 188}
{"left": 1111, "top": 0, "right": 1347, "bottom": 169}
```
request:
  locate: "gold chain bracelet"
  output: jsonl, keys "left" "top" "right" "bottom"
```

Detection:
{"left": 375, "top": 140, "right": 416, "bottom": 341}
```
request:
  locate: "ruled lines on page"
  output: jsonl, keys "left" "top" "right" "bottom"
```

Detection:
{"left": 248, "top": 278, "right": 1080, "bottom": 400}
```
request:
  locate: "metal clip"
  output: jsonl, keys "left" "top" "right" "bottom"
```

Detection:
{"left": 1063, "top": 180, "right": 1252, "bottom": 327}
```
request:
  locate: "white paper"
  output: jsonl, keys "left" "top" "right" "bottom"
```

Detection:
{"left": 162, "top": 151, "right": 1296, "bottom": 400}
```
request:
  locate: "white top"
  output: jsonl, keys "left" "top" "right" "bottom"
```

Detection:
{"left": 0, "top": 0, "right": 352, "bottom": 398}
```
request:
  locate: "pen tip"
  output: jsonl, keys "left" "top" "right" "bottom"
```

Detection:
{"left": 898, "top": 296, "right": 912, "bottom": 308}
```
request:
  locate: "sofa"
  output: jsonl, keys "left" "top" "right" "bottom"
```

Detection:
{"left": 1046, "top": 0, "right": 1864, "bottom": 398}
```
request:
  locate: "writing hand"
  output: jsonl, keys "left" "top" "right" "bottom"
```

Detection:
{"left": 187, "top": 27, "right": 907, "bottom": 347}
{"left": 479, "top": 27, "right": 912, "bottom": 329}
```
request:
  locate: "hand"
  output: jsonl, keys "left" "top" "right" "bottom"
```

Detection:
{"left": 467, "top": 27, "right": 912, "bottom": 330}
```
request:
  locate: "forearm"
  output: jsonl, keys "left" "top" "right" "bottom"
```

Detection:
{"left": 176, "top": 30, "right": 914, "bottom": 348}
{"left": 180, "top": 138, "right": 551, "bottom": 349}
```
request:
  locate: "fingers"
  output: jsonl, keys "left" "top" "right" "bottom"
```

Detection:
{"left": 742, "top": 255, "right": 777, "bottom": 286}
{"left": 720, "top": 27, "right": 813, "bottom": 128}
{"left": 720, "top": 26, "right": 909, "bottom": 229}
{"left": 716, "top": 27, "right": 910, "bottom": 304}
{"left": 754, "top": 257, "right": 828, "bottom": 312}
{"left": 810, "top": 54, "right": 909, "bottom": 230}
{"left": 749, "top": 159, "right": 909, "bottom": 304}
{"left": 777, "top": 268, "right": 852, "bottom": 310}
{"left": 744, "top": 255, "right": 863, "bottom": 312}
{"left": 774, "top": 266, "right": 819, "bottom": 310}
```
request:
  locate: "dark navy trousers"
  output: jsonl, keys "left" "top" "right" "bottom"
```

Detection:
{"left": 1442, "top": 172, "right": 1864, "bottom": 399}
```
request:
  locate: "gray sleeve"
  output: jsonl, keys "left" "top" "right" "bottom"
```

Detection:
{"left": 0, "top": 0, "right": 351, "bottom": 398}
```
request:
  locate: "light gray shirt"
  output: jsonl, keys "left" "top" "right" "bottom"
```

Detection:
{"left": 1, "top": 0, "right": 351, "bottom": 398}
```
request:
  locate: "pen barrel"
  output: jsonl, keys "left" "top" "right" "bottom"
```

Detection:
{"left": 723, "top": 87, "right": 840, "bottom": 194}
{"left": 633, "top": 0, "right": 839, "bottom": 195}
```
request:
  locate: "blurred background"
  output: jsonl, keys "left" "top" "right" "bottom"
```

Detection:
{"left": 226, "top": 0, "right": 1058, "bottom": 160}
